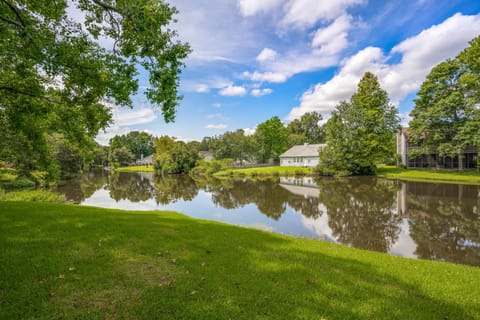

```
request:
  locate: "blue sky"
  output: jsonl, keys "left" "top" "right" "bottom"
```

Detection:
{"left": 95, "top": 0, "right": 480, "bottom": 145}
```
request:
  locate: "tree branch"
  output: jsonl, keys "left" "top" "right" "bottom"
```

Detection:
{"left": 0, "top": 86, "right": 58, "bottom": 104}
{"left": 1, "top": 0, "right": 27, "bottom": 28}
{"left": 0, "top": 13, "right": 22, "bottom": 28}
{"left": 91, "top": 0, "right": 120, "bottom": 13}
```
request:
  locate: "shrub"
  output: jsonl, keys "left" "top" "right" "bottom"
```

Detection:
{"left": 12, "top": 177, "right": 36, "bottom": 189}
{"left": 294, "top": 169, "right": 306, "bottom": 176}
{"left": 0, "top": 190, "right": 66, "bottom": 202}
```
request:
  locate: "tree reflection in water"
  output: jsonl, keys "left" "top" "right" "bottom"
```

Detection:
{"left": 57, "top": 171, "right": 480, "bottom": 266}
{"left": 109, "top": 171, "right": 156, "bottom": 202}
{"left": 316, "top": 177, "right": 402, "bottom": 253}
{"left": 56, "top": 169, "right": 108, "bottom": 203}
{"left": 153, "top": 174, "right": 199, "bottom": 205}
{"left": 403, "top": 182, "right": 480, "bottom": 266}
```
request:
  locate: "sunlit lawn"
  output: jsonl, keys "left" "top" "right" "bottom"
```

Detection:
{"left": 378, "top": 165, "right": 480, "bottom": 185}
{"left": 1, "top": 201, "right": 479, "bottom": 319}
{"left": 215, "top": 166, "right": 313, "bottom": 178}
{"left": 115, "top": 165, "right": 154, "bottom": 173}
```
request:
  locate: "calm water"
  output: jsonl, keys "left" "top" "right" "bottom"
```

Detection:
{"left": 57, "top": 170, "right": 480, "bottom": 267}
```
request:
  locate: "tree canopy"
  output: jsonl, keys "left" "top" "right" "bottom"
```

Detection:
{"left": 154, "top": 136, "right": 199, "bottom": 174}
{"left": 409, "top": 36, "right": 480, "bottom": 169}
{"left": 254, "top": 116, "right": 289, "bottom": 163}
{"left": 287, "top": 111, "right": 325, "bottom": 144}
{"left": 0, "top": 0, "right": 190, "bottom": 178}
{"left": 318, "top": 72, "right": 399, "bottom": 176}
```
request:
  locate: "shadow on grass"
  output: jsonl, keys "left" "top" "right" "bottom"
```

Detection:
{"left": 0, "top": 202, "right": 478, "bottom": 319}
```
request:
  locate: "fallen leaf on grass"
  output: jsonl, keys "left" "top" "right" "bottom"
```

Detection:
{"left": 68, "top": 267, "right": 76, "bottom": 272}
{"left": 58, "top": 274, "right": 65, "bottom": 279}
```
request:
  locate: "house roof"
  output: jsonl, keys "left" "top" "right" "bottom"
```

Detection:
{"left": 280, "top": 144, "right": 326, "bottom": 158}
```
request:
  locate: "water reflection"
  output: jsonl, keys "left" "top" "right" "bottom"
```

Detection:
{"left": 316, "top": 177, "right": 402, "bottom": 253}
{"left": 399, "top": 182, "right": 480, "bottom": 266}
{"left": 57, "top": 170, "right": 480, "bottom": 266}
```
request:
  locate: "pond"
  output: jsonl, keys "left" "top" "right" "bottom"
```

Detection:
{"left": 57, "top": 169, "right": 480, "bottom": 267}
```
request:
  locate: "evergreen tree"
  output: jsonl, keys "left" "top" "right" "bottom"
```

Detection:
{"left": 318, "top": 72, "right": 399, "bottom": 176}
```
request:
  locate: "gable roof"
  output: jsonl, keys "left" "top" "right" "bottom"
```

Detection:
{"left": 280, "top": 144, "right": 326, "bottom": 158}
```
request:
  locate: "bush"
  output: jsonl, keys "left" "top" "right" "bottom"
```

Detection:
{"left": 12, "top": 177, "right": 36, "bottom": 189}
{"left": 0, "top": 190, "right": 66, "bottom": 202}
{"left": 294, "top": 169, "right": 305, "bottom": 176}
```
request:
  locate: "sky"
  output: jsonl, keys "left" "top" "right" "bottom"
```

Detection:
{"left": 95, "top": 0, "right": 480, "bottom": 145}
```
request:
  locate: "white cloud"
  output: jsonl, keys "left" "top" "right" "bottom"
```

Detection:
{"left": 94, "top": 106, "right": 157, "bottom": 145}
{"left": 113, "top": 108, "right": 157, "bottom": 127}
{"left": 170, "top": 0, "right": 258, "bottom": 63}
{"left": 238, "top": 0, "right": 283, "bottom": 16}
{"left": 282, "top": 0, "right": 364, "bottom": 29}
{"left": 242, "top": 71, "right": 288, "bottom": 83}
{"left": 251, "top": 88, "right": 273, "bottom": 97}
{"left": 205, "top": 124, "right": 228, "bottom": 130}
{"left": 195, "top": 84, "right": 210, "bottom": 93}
{"left": 312, "top": 15, "right": 352, "bottom": 55}
{"left": 288, "top": 13, "right": 480, "bottom": 120}
{"left": 212, "top": 103, "right": 222, "bottom": 108}
{"left": 257, "top": 48, "right": 278, "bottom": 62}
{"left": 243, "top": 127, "right": 257, "bottom": 135}
{"left": 243, "top": 52, "right": 338, "bottom": 84}
{"left": 219, "top": 85, "right": 247, "bottom": 96}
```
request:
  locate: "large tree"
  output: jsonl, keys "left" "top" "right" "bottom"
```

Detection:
{"left": 154, "top": 136, "right": 199, "bottom": 174}
{"left": 0, "top": 0, "right": 190, "bottom": 178}
{"left": 318, "top": 72, "right": 399, "bottom": 176}
{"left": 287, "top": 111, "right": 325, "bottom": 144}
{"left": 108, "top": 131, "right": 154, "bottom": 162}
{"left": 409, "top": 36, "right": 480, "bottom": 169}
{"left": 254, "top": 116, "right": 289, "bottom": 163}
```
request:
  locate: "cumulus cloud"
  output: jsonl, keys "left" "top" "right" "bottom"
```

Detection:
{"left": 282, "top": 0, "right": 364, "bottom": 29}
{"left": 243, "top": 127, "right": 257, "bottom": 135}
{"left": 251, "top": 88, "right": 273, "bottom": 96}
{"left": 205, "top": 124, "right": 228, "bottom": 130}
{"left": 219, "top": 85, "right": 247, "bottom": 96}
{"left": 94, "top": 106, "right": 158, "bottom": 145}
{"left": 312, "top": 15, "right": 352, "bottom": 55}
{"left": 242, "top": 71, "right": 288, "bottom": 83}
{"left": 243, "top": 52, "right": 338, "bottom": 84}
{"left": 257, "top": 48, "right": 278, "bottom": 62}
{"left": 288, "top": 13, "right": 480, "bottom": 120}
{"left": 238, "top": 0, "right": 283, "bottom": 16}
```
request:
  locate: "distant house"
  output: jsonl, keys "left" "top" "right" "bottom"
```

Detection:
{"left": 198, "top": 151, "right": 215, "bottom": 162}
{"left": 397, "top": 128, "right": 478, "bottom": 169}
{"left": 279, "top": 143, "right": 326, "bottom": 167}
{"left": 136, "top": 154, "right": 154, "bottom": 166}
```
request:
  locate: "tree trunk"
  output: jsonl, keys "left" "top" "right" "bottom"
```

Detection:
{"left": 458, "top": 152, "right": 464, "bottom": 171}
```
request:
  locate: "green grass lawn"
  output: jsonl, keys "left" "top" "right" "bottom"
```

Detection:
{"left": 1, "top": 202, "right": 479, "bottom": 319}
{"left": 215, "top": 166, "right": 313, "bottom": 178}
{"left": 378, "top": 166, "right": 480, "bottom": 185}
{"left": 115, "top": 165, "right": 154, "bottom": 173}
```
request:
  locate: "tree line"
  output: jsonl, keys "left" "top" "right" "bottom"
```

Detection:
{"left": 0, "top": 0, "right": 189, "bottom": 182}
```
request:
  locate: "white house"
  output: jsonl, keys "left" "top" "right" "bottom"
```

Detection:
{"left": 137, "top": 154, "right": 154, "bottom": 165}
{"left": 279, "top": 143, "right": 326, "bottom": 167}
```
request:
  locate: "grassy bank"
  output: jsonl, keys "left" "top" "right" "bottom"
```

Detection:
{"left": 115, "top": 165, "right": 154, "bottom": 173}
{"left": 377, "top": 166, "right": 480, "bottom": 185}
{"left": 215, "top": 166, "right": 313, "bottom": 178}
{"left": 1, "top": 202, "right": 479, "bottom": 319}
